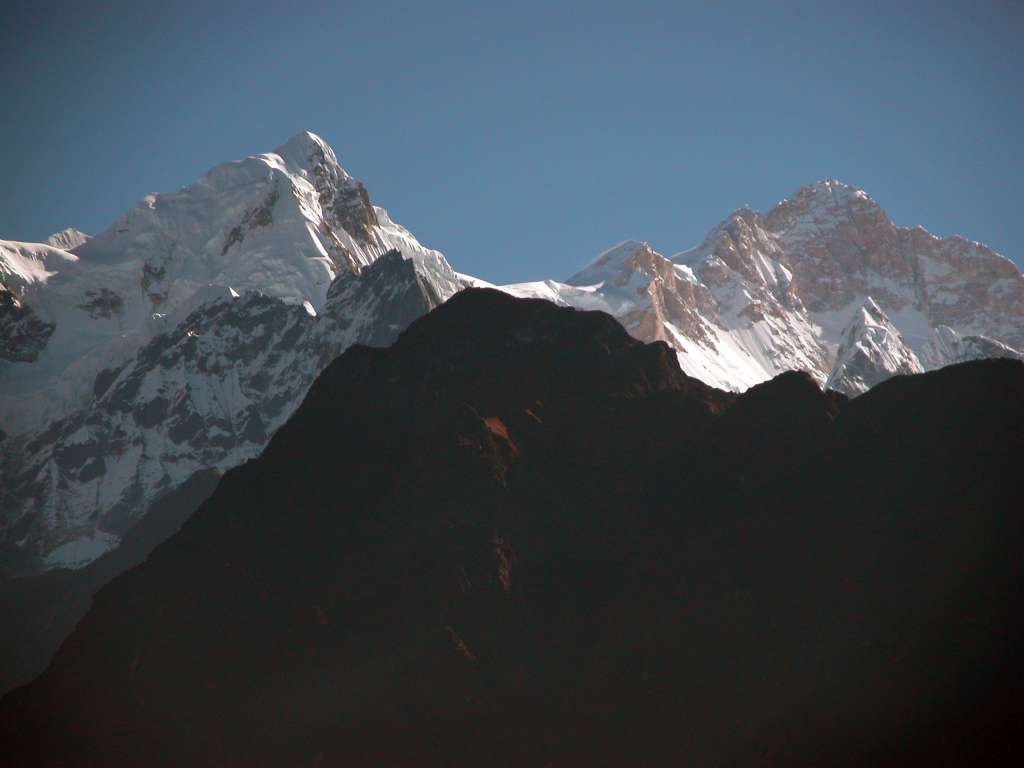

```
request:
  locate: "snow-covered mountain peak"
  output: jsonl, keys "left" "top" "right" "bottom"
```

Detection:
{"left": 825, "top": 297, "right": 923, "bottom": 395}
{"left": 45, "top": 228, "right": 90, "bottom": 251}
{"left": 795, "top": 178, "right": 874, "bottom": 207}
{"left": 763, "top": 178, "right": 888, "bottom": 237}
{"left": 488, "top": 174, "right": 1024, "bottom": 400}
{"left": 567, "top": 240, "right": 657, "bottom": 286}
{"left": 836, "top": 297, "right": 903, "bottom": 347}
{"left": 271, "top": 130, "right": 340, "bottom": 172}
{"left": 1, "top": 133, "right": 449, "bottom": 437}
{"left": 717, "top": 205, "right": 763, "bottom": 232}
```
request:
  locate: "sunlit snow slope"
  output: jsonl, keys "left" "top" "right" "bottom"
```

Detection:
{"left": 1, "top": 134, "right": 459, "bottom": 573}
{"left": 497, "top": 180, "right": 1024, "bottom": 394}
{"left": 0, "top": 131, "right": 448, "bottom": 436}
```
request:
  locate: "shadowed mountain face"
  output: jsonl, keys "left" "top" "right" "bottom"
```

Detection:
{"left": 0, "top": 470, "right": 221, "bottom": 695}
{"left": 2, "top": 289, "right": 1022, "bottom": 767}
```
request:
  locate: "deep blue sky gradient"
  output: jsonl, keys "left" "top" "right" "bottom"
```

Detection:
{"left": 2, "top": 0, "right": 1021, "bottom": 282}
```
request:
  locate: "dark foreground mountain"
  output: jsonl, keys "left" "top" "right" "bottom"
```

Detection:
{"left": 0, "top": 470, "right": 220, "bottom": 694}
{"left": 2, "top": 289, "right": 1022, "bottom": 767}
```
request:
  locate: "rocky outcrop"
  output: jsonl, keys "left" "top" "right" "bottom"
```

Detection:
{"left": 306, "top": 134, "right": 379, "bottom": 245}
{"left": 75, "top": 288, "right": 123, "bottom": 319}
{"left": 0, "top": 283, "right": 54, "bottom": 362}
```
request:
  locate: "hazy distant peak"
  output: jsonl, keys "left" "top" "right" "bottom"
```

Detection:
{"left": 45, "top": 228, "right": 90, "bottom": 251}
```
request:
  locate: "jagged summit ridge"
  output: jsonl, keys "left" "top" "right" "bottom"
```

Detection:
{"left": 825, "top": 297, "right": 924, "bottom": 395}
{"left": 493, "top": 178, "right": 1023, "bottom": 394}
{"left": 0, "top": 131, "right": 446, "bottom": 436}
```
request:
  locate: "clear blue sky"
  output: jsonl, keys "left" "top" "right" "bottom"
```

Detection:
{"left": 2, "top": 0, "right": 1021, "bottom": 282}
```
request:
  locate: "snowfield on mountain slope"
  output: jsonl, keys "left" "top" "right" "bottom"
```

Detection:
{"left": 0, "top": 240, "right": 79, "bottom": 286}
{"left": 487, "top": 180, "right": 1024, "bottom": 396}
{"left": 0, "top": 132, "right": 446, "bottom": 436}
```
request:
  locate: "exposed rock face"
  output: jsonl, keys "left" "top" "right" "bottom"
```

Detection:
{"left": 0, "top": 283, "right": 54, "bottom": 362}
{"left": 761, "top": 180, "right": 916, "bottom": 312}
{"left": 75, "top": 288, "right": 123, "bottom": 319}
{"left": 825, "top": 298, "right": 924, "bottom": 396}
{"left": 498, "top": 180, "right": 1024, "bottom": 394}
{"left": 219, "top": 183, "right": 280, "bottom": 256}
{"left": 497, "top": 239, "right": 830, "bottom": 391}
{"left": 760, "top": 181, "right": 1024, "bottom": 347}
{"left": 567, "top": 241, "right": 721, "bottom": 347}
{"left": 2, "top": 290, "right": 1021, "bottom": 767}
{"left": 305, "top": 133, "right": 379, "bottom": 250}
{"left": 0, "top": 250, "right": 459, "bottom": 575}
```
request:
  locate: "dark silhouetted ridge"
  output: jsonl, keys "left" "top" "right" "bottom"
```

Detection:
{"left": 2, "top": 290, "right": 1022, "bottom": 767}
